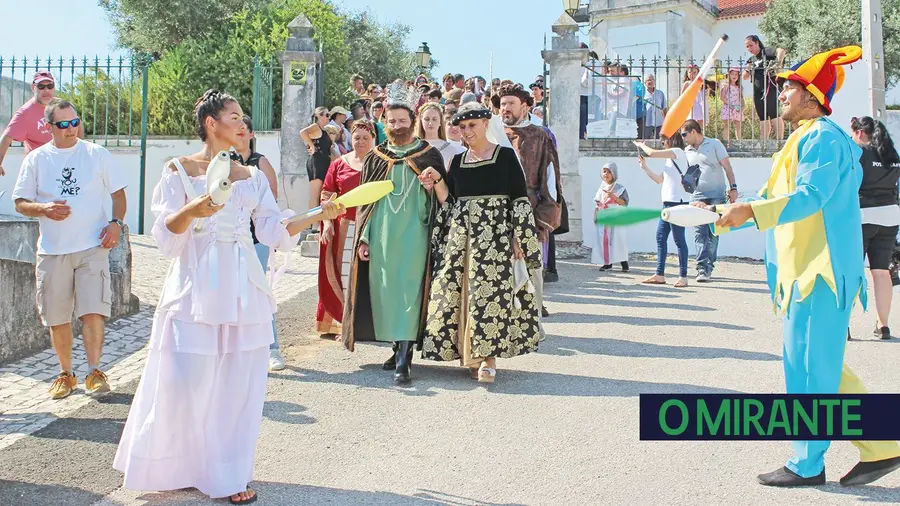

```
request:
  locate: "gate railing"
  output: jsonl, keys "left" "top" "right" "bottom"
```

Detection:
{"left": 251, "top": 56, "right": 282, "bottom": 131}
{"left": 577, "top": 54, "right": 796, "bottom": 151}
{"left": 0, "top": 55, "right": 151, "bottom": 148}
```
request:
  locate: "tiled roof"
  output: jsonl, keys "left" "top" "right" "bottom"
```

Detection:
{"left": 717, "top": 0, "right": 767, "bottom": 18}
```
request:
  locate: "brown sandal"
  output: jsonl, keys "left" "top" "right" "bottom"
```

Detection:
{"left": 230, "top": 488, "right": 257, "bottom": 505}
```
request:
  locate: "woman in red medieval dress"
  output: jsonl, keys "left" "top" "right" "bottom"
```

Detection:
{"left": 315, "top": 120, "right": 375, "bottom": 335}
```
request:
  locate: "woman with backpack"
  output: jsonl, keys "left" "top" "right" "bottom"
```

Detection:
{"left": 635, "top": 135, "right": 691, "bottom": 287}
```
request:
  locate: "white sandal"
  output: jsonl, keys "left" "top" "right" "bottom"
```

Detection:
{"left": 478, "top": 365, "right": 496, "bottom": 383}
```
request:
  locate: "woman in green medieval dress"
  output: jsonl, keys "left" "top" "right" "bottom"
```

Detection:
{"left": 418, "top": 102, "right": 542, "bottom": 383}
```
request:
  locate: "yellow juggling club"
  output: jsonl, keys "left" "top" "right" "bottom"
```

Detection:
{"left": 283, "top": 180, "right": 395, "bottom": 224}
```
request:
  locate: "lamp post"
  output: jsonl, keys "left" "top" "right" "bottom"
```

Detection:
{"left": 562, "top": 0, "right": 589, "bottom": 24}
{"left": 415, "top": 42, "right": 432, "bottom": 74}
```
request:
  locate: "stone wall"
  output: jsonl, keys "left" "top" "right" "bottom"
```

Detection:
{"left": 0, "top": 216, "right": 139, "bottom": 364}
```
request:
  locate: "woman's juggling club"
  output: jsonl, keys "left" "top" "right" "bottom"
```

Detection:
{"left": 660, "top": 34, "right": 729, "bottom": 139}
{"left": 282, "top": 180, "right": 395, "bottom": 225}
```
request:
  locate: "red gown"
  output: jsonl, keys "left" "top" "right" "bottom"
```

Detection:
{"left": 316, "top": 157, "right": 362, "bottom": 334}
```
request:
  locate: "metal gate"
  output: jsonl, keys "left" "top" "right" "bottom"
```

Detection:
{"left": 251, "top": 56, "right": 277, "bottom": 131}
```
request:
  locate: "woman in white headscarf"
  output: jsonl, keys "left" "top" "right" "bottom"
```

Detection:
{"left": 592, "top": 161, "right": 630, "bottom": 271}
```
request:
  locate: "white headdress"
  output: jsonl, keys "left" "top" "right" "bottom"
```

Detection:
{"left": 385, "top": 80, "right": 421, "bottom": 111}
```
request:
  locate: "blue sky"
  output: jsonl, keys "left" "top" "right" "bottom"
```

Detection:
{"left": 0, "top": 0, "right": 578, "bottom": 86}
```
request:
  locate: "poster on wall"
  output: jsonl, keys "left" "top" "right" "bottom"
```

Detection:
{"left": 289, "top": 61, "right": 310, "bottom": 85}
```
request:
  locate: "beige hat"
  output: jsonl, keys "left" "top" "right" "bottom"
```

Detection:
{"left": 329, "top": 106, "right": 350, "bottom": 117}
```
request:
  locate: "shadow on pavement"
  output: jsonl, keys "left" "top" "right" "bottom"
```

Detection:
{"left": 135, "top": 483, "right": 529, "bottom": 505}
{"left": 0, "top": 480, "right": 104, "bottom": 506}
{"left": 543, "top": 335, "right": 780, "bottom": 362}
{"left": 546, "top": 292, "right": 717, "bottom": 312}
{"left": 263, "top": 400, "right": 317, "bottom": 425}
{"left": 275, "top": 364, "right": 745, "bottom": 397}
{"left": 0, "top": 385, "right": 136, "bottom": 506}
{"left": 546, "top": 312, "right": 755, "bottom": 331}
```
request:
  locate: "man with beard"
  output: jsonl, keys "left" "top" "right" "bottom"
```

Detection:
{"left": 341, "top": 83, "right": 446, "bottom": 385}
{"left": 698, "top": 46, "right": 900, "bottom": 488}
{"left": 499, "top": 84, "right": 562, "bottom": 323}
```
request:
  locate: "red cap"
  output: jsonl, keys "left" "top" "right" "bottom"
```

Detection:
{"left": 32, "top": 71, "right": 54, "bottom": 84}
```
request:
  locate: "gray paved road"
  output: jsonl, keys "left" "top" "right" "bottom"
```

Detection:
{"left": 3, "top": 253, "right": 900, "bottom": 505}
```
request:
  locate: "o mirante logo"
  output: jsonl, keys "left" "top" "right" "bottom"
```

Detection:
{"left": 640, "top": 394, "right": 900, "bottom": 441}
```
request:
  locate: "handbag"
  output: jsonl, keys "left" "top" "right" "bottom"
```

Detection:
{"left": 552, "top": 194, "right": 569, "bottom": 235}
{"left": 672, "top": 159, "right": 701, "bottom": 194}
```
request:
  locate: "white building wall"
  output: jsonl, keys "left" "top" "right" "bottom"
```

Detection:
{"left": 608, "top": 22, "right": 667, "bottom": 61}
{"left": 580, "top": 154, "right": 770, "bottom": 260}
{"left": 0, "top": 132, "right": 301, "bottom": 234}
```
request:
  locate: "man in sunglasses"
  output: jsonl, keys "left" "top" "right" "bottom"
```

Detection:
{"left": 12, "top": 98, "right": 127, "bottom": 400}
{"left": 0, "top": 71, "right": 83, "bottom": 177}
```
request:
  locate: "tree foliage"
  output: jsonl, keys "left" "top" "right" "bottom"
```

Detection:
{"left": 759, "top": 0, "right": 900, "bottom": 87}
{"left": 101, "top": 0, "right": 425, "bottom": 135}
{"left": 336, "top": 9, "right": 436, "bottom": 104}
{"left": 99, "top": 0, "right": 265, "bottom": 57}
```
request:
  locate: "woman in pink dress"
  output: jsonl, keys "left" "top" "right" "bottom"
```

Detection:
{"left": 315, "top": 121, "right": 374, "bottom": 334}
{"left": 114, "top": 90, "right": 343, "bottom": 505}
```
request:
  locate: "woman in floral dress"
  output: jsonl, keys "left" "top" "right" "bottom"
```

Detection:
{"left": 417, "top": 102, "right": 542, "bottom": 383}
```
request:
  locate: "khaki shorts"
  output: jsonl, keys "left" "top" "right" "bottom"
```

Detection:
{"left": 35, "top": 246, "right": 111, "bottom": 327}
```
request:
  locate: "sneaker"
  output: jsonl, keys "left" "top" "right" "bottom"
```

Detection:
{"left": 84, "top": 369, "right": 111, "bottom": 397}
{"left": 269, "top": 349, "right": 286, "bottom": 371}
{"left": 49, "top": 372, "right": 77, "bottom": 400}
{"left": 696, "top": 272, "right": 711, "bottom": 283}
{"left": 874, "top": 326, "right": 892, "bottom": 340}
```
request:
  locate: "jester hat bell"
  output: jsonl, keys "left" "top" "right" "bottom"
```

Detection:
{"left": 776, "top": 46, "right": 862, "bottom": 115}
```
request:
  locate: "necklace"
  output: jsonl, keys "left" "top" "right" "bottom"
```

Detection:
{"left": 387, "top": 165, "right": 416, "bottom": 215}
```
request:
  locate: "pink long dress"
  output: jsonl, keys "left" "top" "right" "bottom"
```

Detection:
{"left": 114, "top": 161, "right": 300, "bottom": 499}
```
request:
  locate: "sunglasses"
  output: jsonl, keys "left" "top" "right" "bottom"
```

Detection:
{"left": 52, "top": 118, "right": 81, "bottom": 129}
{"left": 36, "top": 83, "right": 55, "bottom": 90}
{"left": 319, "top": 112, "right": 330, "bottom": 118}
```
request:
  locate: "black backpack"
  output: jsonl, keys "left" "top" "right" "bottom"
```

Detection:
{"left": 672, "top": 159, "right": 702, "bottom": 194}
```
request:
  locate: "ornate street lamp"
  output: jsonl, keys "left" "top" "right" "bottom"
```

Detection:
{"left": 562, "top": 0, "right": 581, "bottom": 17}
{"left": 415, "top": 42, "right": 432, "bottom": 72}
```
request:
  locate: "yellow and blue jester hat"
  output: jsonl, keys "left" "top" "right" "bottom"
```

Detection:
{"left": 776, "top": 46, "right": 862, "bottom": 115}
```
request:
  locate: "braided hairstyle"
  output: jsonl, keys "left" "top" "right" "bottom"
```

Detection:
{"left": 193, "top": 89, "right": 237, "bottom": 142}
{"left": 852, "top": 116, "right": 900, "bottom": 168}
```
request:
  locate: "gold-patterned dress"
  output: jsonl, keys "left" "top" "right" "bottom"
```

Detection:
{"left": 422, "top": 145, "right": 543, "bottom": 366}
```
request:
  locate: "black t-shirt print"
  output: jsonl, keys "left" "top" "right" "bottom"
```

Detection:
{"left": 747, "top": 46, "right": 778, "bottom": 91}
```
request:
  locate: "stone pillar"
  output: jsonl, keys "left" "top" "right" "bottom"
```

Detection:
{"left": 543, "top": 14, "right": 589, "bottom": 243}
{"left": 863, "top": 0, "right": 887, "bottom": 121}
{"left": 276, "top": 14, "right": 324, "bottom": 213}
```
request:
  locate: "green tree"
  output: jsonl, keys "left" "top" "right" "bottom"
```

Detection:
{"left": 337, "top": 8, "right": 437, "bottom": 101}
{"left": 142, "top": 0, "right": 348, "bottom": 134}
{"left": 759, "top": 0, "right": 900, "bottom": 87}
{"left": 99, "top": 0, "right": 266, "bottom": 57}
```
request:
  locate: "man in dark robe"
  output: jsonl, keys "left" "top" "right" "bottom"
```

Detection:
{"left": 341, "top": 97, "right": 446, "bottom": 385}
{"left": 499, "top": 84, "right": 563, "bottom": 327}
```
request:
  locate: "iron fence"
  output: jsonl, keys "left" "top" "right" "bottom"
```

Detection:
{"left": 0, "top": 55, "right": 151, "bottom": 148}
{"left": 577, "top": 54, "right": 797, "bottom": 151}
{"left": 251, "top": 56, "right": 283, "bottom": 132}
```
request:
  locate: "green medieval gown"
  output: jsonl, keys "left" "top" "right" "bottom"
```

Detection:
{"left": 422, "top": 145, "right": 543, "bottom": 366}
{"left": 341, "top": 139, "right": 447, "bottom": 351}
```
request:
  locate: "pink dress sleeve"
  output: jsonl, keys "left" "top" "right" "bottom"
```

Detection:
{"left": 150, "top": 170, "right": 192, "bottom": 259}
{"left": 251, "top": 170, "right": 300, "bottom": 250}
